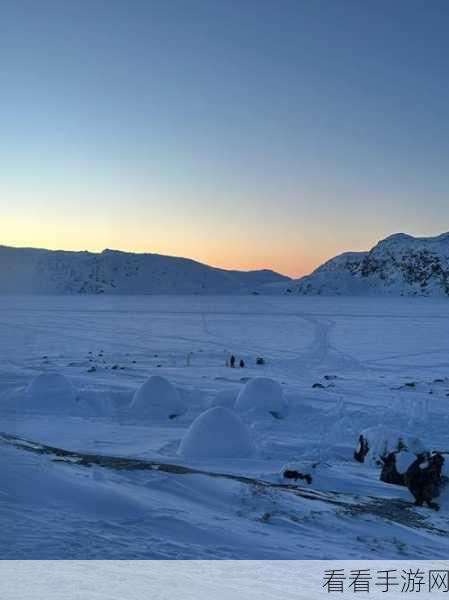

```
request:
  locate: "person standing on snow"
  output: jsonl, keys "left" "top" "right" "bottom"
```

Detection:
{"left": 230, "top": 355, "right": 236, "bottom": 368}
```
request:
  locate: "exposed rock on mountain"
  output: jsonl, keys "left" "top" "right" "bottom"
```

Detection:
{"left": 292, "top": 233, "right": 449, "bottom": 296}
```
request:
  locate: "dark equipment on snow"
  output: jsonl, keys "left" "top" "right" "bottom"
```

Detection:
{"left": 239, "top": 359, "right": 245, "bottom": 368}
{"left": 380, "top": 452, "right": 406, "bottom": 486}
{"left": 404, "top": 452, "right": 446, "bottom": 510}
{"left": 354, "top": 434, "right": 370, "bottom": 463}
{"left": 282, "top": 469, "right": 313, "bottom": 485}
{"left": 379, "top": 450, "right": 448, "bottom": 510}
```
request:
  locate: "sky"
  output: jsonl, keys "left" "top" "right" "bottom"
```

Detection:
{"left": 1, "top": 0, "right": 449, "bottom": 277}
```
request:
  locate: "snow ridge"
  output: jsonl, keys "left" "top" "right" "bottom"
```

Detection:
{"left": 0, "top": 245, "right": 289, "bottom": 294}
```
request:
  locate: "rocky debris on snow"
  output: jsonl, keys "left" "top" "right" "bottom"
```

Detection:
{"left": 404, "top": 452, "right": 446, "bottom": 510}
{"left": 279, "top": 462, "right": 325, "bottom": 486}
{"left": 354, "top": 426, "right": 426, "bottom": 465}
{"left": 312, "top": 381, "right": 335, "bottom": 390}
{"left": 355, "top": 427, "right": 448, "bottom": 510}
{"left": 380, "top": 450, "right": 417, "bottom": 486}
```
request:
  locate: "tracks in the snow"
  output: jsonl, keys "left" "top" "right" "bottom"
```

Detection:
{"left": 1, "top": 431, "right": 446, "bottom": 536}
{"left": 0, "top": 431, "right": 343, "bottom": 504}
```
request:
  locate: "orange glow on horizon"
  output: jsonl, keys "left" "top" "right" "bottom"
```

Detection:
{"left": 1, "top": 234, "right": 321, "bottom": 279}
{"left": 2, "top": 215, "right": 344, "bottom": 279}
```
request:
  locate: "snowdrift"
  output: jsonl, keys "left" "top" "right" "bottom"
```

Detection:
{"left": 235, "top": 377, "right": 288, "bottom": 419}
{"left": 355, "top": 425, "right": 426, "bottom": 464}
{"left": 130, "top": 375, "right": 187, "bottom": 420}
{"left": 178, "top": 407, "right": 253, "bottom": 459}
{"left": 24, "top": 372, "right": 78, "bottom": 413}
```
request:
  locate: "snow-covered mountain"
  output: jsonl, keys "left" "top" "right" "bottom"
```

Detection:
{"left": 0, "top": 246, "right": 290, "bottom": 294}
{"left": 291, "top": 233, "right": 449, "bottom": 296}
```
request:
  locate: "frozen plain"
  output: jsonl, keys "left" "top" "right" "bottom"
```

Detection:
{"left": 2, "top": 294, "right": 449, "bottom": 559}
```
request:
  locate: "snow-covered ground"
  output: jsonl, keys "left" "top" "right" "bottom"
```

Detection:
{"left": 1, "top": 294, "right": 449, "bottom": 559}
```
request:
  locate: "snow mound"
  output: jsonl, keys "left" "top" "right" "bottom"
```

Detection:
{"left": 356, "top": 426, "right": 426, "bottom": 464}
{"left": 25, "top": 372, "right": 78, "bottom": 413}
{"left": 178, "top": 407, "right": 253, "bottom": 459}
{"left": 235, "top": 377, "right": 288, "bottom": 419}
{"left": 130, "top": 376, "right": 187, "bottom": 420}
{"left": 209, "top": 389, "right": 238, "bottom": 410}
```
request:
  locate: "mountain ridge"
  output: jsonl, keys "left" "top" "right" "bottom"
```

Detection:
{"left": 0, "top": 245, "right": 290, "bottom": 294}
{"left": 291, "top": 232, "right": 449, "bottom": 296}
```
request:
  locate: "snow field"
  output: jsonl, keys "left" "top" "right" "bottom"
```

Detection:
{"left": 2, "top": 295, "right": 449, "bottom": 559}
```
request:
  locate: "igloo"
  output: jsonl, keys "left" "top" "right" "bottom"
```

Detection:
{"left": 209, "top": 389, "right": 238, "bottom": 410}
{"left": 235, "top": 377, "right": 288, "bottom": 419}
{"left": 25, "top": 372, "right": 78, "bottom": 413}
{"left": 131, "top": 375, "right": 187, "bottom": 420}
{"left": 178, "top": 407, "right": 253, "bottom": 459}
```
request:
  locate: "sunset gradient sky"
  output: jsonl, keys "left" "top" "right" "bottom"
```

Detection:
{"left": 2, "top": 0, "right": 449, "bottom": 277}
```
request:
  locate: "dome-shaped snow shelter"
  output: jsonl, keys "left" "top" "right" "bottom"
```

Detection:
{"left": 178, "top": 407, "right": 253, "bottom": 459}
{"left": 25, "top": 372, "right": 78, "bottom": 413}
{"left": 131, "top": 375, "right": 187, "bottom": 420}
{"left": 235, "top": 377, "right": 288, "bottom": 419}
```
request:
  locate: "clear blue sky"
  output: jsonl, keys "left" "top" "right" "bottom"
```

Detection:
{"left": 2, "top": 0, "right": 449, "bottom": 276}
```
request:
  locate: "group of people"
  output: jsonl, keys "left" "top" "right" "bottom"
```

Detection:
{"left": 228, "top": 354, "right": 245, "bottom": 368}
